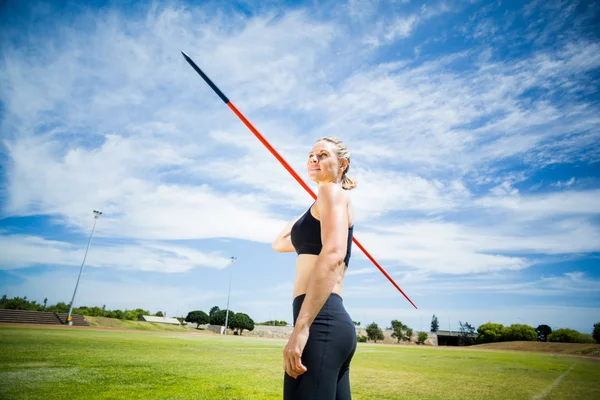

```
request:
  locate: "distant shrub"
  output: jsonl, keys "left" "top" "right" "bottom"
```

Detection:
{"left": 578, "top": 334, "right": 596, "bottom": 344}
{"left": 258, "top": 320, "right": 288, "bottom": 326}
{"left": 417, "top": 332, "right": 428, "bottom": 345}
{"left": 548, "top": 328, "right": 582, "bottom": 343}
{"left": 357, "top": 335, "right": 368, "bottom": 343}
{"left": 476, "top": 322, "right": 505, "bottom": 344}
{"left": 366, "top": 322, "right": 385, "bottom": 343}
{"left": 502, "top": 324, "right": 537, "bottom": 341}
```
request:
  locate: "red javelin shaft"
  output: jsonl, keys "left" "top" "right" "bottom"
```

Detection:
{"left": 181, "top": 51, "right": 417, "bottom": 309}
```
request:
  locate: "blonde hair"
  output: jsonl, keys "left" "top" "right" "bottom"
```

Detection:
{"left": 317, "top": 136, "right": 358, "bottom": 191}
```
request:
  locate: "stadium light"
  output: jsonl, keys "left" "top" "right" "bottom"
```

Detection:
{"left": 66, "top": 210, "right": 102, "bottom": 326}
{"left": 223, "top": 256, "right": 237, "bottom": 335}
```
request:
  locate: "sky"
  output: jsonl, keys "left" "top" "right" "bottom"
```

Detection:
{"left": 0, "top": 0, "right": 599, "bottom": 334}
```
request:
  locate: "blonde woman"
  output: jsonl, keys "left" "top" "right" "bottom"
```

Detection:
{"left": 273, "top": 136, "right": 357, "bottom": 399}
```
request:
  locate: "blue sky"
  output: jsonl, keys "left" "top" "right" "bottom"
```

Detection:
{"left": 0, "top": 0, "right": 599, "bottom": 333}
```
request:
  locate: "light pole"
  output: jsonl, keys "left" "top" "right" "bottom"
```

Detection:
{"left": 66, "top": 210, "right": 102, "bottom": 326}
{"left": 223, "top": 256, "right": 237, "bottom": 335}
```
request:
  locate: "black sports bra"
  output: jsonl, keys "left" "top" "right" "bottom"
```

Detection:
{"left": 290, "top": 203, "right": 354, "bottom": 266}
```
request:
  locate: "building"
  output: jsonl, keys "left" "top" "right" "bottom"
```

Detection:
{"left": 435, "top": 329, "right": 476, "bottom": 346}
{"left": 138, "top": 315, "right": 181, "bottom": 326}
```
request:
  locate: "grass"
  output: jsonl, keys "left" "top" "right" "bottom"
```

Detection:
{"left": 1, "top": 325, "right": 599, "bottom": 400}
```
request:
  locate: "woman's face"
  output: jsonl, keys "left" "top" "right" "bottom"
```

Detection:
{"left": 307, "top": 140, "right": 346, "bottom": 184}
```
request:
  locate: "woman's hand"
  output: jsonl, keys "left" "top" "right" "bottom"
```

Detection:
{"left": 283, "top": 325, "right": 309, "bottom": 378}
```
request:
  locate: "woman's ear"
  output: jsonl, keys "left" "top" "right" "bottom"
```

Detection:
{"left": 340, "top": 159, "right": 349, "bottom": 172}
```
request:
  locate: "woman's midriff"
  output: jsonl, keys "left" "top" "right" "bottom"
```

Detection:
{"left": 293, "top": 254, "right": 346, "bottom": 299}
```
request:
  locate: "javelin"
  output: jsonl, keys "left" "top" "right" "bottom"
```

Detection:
{"left": 181, "top": 51, "right": 417, "bottom": 309}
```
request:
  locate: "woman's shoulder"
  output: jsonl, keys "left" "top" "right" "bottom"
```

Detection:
{"left": 317, "top": 182, "right": 347, "bottom": 200}
{"left": 315, "top": 183, "right": 351, "bottom": 213}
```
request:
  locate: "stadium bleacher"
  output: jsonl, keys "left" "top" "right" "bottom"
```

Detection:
{"left": 0, "top": 309, "right": 89, "bottom": 326}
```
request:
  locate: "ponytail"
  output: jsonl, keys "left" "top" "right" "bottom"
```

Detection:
{"left": 341, "top": 165, "right": 357, "bottom": 191}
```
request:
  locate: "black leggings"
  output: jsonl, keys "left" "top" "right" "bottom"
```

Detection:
{"left": 283, "top": 293, "right": 357, "bottom": 400}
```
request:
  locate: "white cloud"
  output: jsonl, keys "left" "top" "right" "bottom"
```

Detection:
{"left": 344, "top": 270, "right": 600, "bottom": 305}
{"left": 0, "top": 2, "right": 598, "bottom": 289}
{"left": 3, "top": 134, "right": 290, "bottom": 242}
{"left": 346, "top": 267, "right": 377, "bottom": 276}
{"left": 355, "top": 225, "right": 532, "bottom": 274}
{"left": 384, "top": 15, "right": 419, "bottom": 41}
{"left": 353, "top": 201, "right": 600, "bottom": 274}
{"left": 476, "top": 189, "right": 600, "bottom": 218}
{"left": 552, "top": 177, "right": 576, "bottom": 188}
{"left": 0, "top": 234, "right": 232, "bottom": 272}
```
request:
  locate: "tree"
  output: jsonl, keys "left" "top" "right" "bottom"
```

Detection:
{"left": 3, "top": 296, "right": 35, "bottom": 310}
{"left": 593, "top": 322, "right": 600, "bottom": 344}
{"left": 476, "top": 322, "right": 504, "bottom": 343}
{"left": 431, "top": 314, "right": 439, "bottom": 333}
{"left": 43, "top": 298, "right": 48, "bottom": 310}
{"left": 210, "top": 309, "right": 231, "bottom": 327}
{"left": 417, "top": 331, "right": 428, "bottom": 345}
{"left": 536, "top": 324, "right": 552, "bottom": 342}
{"left": 185, "top": 310, "right": 209, "bottom": 328}
{"left": 390, "top": 320, "right": 408, "bottom": 343}
{"left": 548, "top": 328, "right": 582, "bottom": 343}
{"left": 155, "top": 311, "right": 164, "bottom": 317}
{"left": 458, "top": 321, "right": 476, "bottom": 346}
{"left": 366, "top": 322, "right": 384, "bottom": 343}
{"left": 230, "top": 313, "right": 255, "bottom": 335}
{"left": 353, "top": 321, "right": 361, "bottom": 327}
{"left": 259, "top": 320, "right": 288, "bottom": 326}
{"left": 502, "top": 324, "right": 537, "bottom": 341}
{"left": 209, "top": 306, "right": 220, "bottom": 317}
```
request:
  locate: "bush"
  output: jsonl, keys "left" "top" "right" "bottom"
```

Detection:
{"left": 258, "top": 320, "right": 288, "bottom": 326}
{"left": 390, "top": 320, "right": 410, "bottom": 343}
{"left": 417, "top": 331, "right": 428, "bottom": 345}
{"left": 366, "top": 322, "right": 385, "bottom": 343}
{"left": 548, "top": 328, "right": 582, "bottom": 343}
{"left": 502, "top": 324, "right": 537, "bottom": 341}
{"left": 357, "top": 335, "right": 368, "bottom": 343}
{"left": 476, "top": 322, "right": 504, "bottom": 344}
{"left": 578, "top": 334, "right": 596, "bottom": 344}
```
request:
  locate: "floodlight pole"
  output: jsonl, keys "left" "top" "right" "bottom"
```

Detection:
{"left": 66, "top": 210, "right": 102, "bottom": 326}
{"left": 223, "top": 256, "right": 237, "bottom": 334}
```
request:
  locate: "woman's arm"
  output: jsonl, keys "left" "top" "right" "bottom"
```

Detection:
{"left": 272, "top": 212, "right": 303, "bottom": 252}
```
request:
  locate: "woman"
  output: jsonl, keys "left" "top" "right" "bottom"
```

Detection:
{"left": 272, "top": 136, "right": 358, "bottom": 399}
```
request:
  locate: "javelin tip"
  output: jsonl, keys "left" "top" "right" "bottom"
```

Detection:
{"left": 180, "top": 51, "right": 230, "bottom": 104}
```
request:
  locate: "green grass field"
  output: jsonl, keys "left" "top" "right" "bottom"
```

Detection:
{"left": 1, "top": 325, "right": 599, "bottom": 400}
